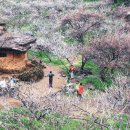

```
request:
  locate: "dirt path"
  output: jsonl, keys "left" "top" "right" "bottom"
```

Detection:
{"left": 0, "top": 65, "right": 104, "bottom": 117}
{"left": 0, "top": 65, "right": 101, "bottom": 117}
{"left": 0, "top": 64, "right": 66, "bottom": 108}
{"left": 37, "top": 64, "right": 66, "bottom": 91}
{"left": 20, "top": 64, "right": 66, "bottom": 96}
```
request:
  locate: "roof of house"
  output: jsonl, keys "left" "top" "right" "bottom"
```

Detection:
{"left": 0, "top": 23, "right": 36, "bottom": 52}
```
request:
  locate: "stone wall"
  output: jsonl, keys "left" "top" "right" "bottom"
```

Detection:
{"left": 0, "top": 52, "right": 28, "bottom": 72}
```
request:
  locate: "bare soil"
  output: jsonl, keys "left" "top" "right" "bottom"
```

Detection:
{"left": 0, "top": 97, "right": 22, "bottom": 109}
{"left": 0, "top": 64, "right": 107, "bottom": 117}
{"left": 0, "top": 64, "right": 66, "bottom": 108}
{"left": 20, "top": 64, "right": 66, "bottom": 96}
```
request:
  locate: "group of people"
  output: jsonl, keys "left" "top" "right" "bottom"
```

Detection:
{"left": 47, "top": 65, "right": 84, "bottom": 99}
{"left": 47, "top": 65, "right": 76, "bottom": 88}
{"left": 0, "top": 77, "right": 16, "bottom": 89}
{"left": 68, "top": 65, "right": 84, "bottom": 99}
{"left": 0, "top": 76, "right": 16, "bottom": 96}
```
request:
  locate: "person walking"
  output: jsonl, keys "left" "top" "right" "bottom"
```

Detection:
{"left": 47, "top": 71, "right": 54, "bottom": 88}
{"left": 77, "top": 83, "right": 84, "bottom": 100}
{"left": 69, "top": 65, "right": 76, "bottom": 79}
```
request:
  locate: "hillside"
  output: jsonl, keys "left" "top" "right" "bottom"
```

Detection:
{"left": 0, "top": 0, "right": 130, "bottom": 130}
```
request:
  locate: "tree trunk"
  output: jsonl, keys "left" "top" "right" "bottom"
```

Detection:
{"left": 80, "top": 60, "right": 86, "bottom": 71}
{"left": 100, "top": 67, "right": 107, "bottom": 82}
{"left": 80, "top": 39, "right": 86, "bottom": 71}
{"left": 44, "top": 53, "right": 52, "bottom": 62}
{"left": 80, "top": 55, "right": 87, "bottom": 71}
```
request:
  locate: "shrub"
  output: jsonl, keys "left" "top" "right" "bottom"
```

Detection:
{"left": 17, "top": 65, "right": 44, "bottom": 82}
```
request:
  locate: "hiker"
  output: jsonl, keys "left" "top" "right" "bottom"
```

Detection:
{"left": 47, "top": 71, "right": 54, "bottom": 88}
{"left": 9, "top": 77, "right": 16, "bottom": 88}
{"left": 66, "top": 75, "right": 70, "bottom": 83}
{"left": 0, "top": 78, "right": 7, "bottom": 88}
{"left": 0, "top": 78, "right": 8, "bottom": 96}
{"left": 69, "top": 65, "right": 76, "bottom": 79}
{"left": 77, "top": 83, "right": 84, "bottom": 100}
{"left": 39, "top": 60, "right": 42, "bottom": 64}
{"left": 62, "top": 84, "right": 67, "bottom": 93}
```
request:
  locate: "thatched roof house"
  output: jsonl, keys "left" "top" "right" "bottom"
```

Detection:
{"left": 0, "top": 22, "right": 36, "bottom": 73}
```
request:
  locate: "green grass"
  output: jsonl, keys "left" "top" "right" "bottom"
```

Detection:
{"left": 62, "top": 120, "right": 81, "bottom": 130}
{"left": 0, "top": 106, "right": 130, "bottom": 130}
{"left": 64, "top": 37, "right": 79, "bottom": 45}
{"left": 84, "top": 60, "right": 100, "bottom": 75}
{"left": 85, "top": 60, "right": 113, "bottom": 89}
{"left": 0, "top": 107, "right": 82, "bottom": 130}
{"left": 79, "top": 76, "right": 105, "bottom": 90}
{"left": 28, "top": 50, "right": 68, "bottom": 67}
{"left": 108, "top": 114, "right": 130, "bottom": 130}
{"left": 28, "top": 50, "right": 113, "bottom": 89}
{"left": 78, "top": 60, "right": 113, "bottom": 90}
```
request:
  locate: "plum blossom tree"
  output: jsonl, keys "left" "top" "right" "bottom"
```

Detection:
{"left": 60, "top": 10, "right": 104, "bottom": 70}
{"left": 37, "top": 37, "right": 79, "bottom": 70}
{"left": 85, "top": 33, "right": 130, "bottom": 81}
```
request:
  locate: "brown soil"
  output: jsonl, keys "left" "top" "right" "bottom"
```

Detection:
{"left": 0, "top": 64, "right": 103, "bottom": 117}
{"left": 19, "top": 64, "right": 66, "bottom": 96}
{"left": 0, "top": 97, "right": 22, "bottom": 109}
{"left": 0, "top": 64, "right": 66, "bottom": 108}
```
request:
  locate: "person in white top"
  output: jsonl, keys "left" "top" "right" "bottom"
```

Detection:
{"left": 0, "top": 79, "right": 7, "bottom": 88}
{"left": 9, "top": 77, "right": 16, "bottom": 88}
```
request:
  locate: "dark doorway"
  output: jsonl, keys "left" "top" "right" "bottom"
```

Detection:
{"left": 0, "top": 52, "right": 7, "bottom": 57}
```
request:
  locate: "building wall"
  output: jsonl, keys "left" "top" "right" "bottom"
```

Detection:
{"left": 0, "top": 51, "right": 28, "bottom": 71}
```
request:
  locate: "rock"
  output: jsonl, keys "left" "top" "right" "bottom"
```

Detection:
{"left": 61, "top": 74, "right": 66, "bottom": 77}
{"left": 70, "top": 78, "right": 78, "bottom": 83}
{"left": 87, "top": 83, "right": 95, "bottom": 90}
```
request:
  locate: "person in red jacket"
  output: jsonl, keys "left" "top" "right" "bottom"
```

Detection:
{"left": 77, "top": 83, "right": 84, "bottom": 99}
